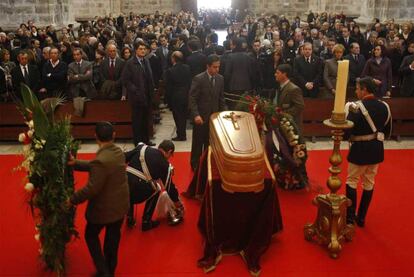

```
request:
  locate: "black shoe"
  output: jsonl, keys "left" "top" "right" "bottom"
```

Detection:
{"left": 355, "top": 217, "right": 365, "bottom": 227}
{"left": 172, "top": 136, "right": 186, "bottom": 141}
{"left": 126, "top": 216, "right": 136, "bottom": 228}
{"left": 142, "top": 220, "right": 160, "bottom": 231}
{"left": 294, "top": 182, "right": 305, "bottom": 190}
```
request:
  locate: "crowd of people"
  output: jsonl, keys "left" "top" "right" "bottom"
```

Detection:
{"left": 1, "top": 10, "right": 414, "bottom": 102}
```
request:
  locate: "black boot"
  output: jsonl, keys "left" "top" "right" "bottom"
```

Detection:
{"left": 356, "top": 189, "right": 374, "bottom": 227}
{"left": 141, "top": 196, "right": 160, "bottom": 232}
{"left": 346, "top": 185, "right": 357, "bottom": 224}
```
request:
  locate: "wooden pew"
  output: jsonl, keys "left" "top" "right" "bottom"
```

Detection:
{"left": 0, "top": 100, "right": 133, "bottom": 141}
{"left": 1, "top": 98, "right": 414, "bottom": 141}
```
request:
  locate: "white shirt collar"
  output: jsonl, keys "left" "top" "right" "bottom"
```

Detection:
{"left": 20, "top": 64, "right": 28, "bottom": 76}
{"left": 50, "top": 59, "right": 60, "bottom": 68}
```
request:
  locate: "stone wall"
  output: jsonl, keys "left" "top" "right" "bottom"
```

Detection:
{"left": 121, "top": 0, "right": 180, "bottom": 14}
{"left": 0, "top": 0, "right": 70, "bottom": 29}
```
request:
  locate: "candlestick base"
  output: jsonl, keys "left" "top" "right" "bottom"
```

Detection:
{"left": 304, "top": 116, "right": 355, "bottom": 258}
{"left": 304, "top": 194, "right": 355, "bottom": 259}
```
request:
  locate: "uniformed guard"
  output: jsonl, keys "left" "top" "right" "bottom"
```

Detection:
{"left": 125, "top": 140, "right": 184, "bottom": 231}
{"left": 344, "top": 77, "right": 392, "bottom": 227}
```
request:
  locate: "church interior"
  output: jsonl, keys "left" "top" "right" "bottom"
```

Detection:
{"left": 0, "top": 0, "right": 414, "bottom": 276}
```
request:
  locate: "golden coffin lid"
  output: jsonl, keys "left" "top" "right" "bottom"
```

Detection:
{"left": 209, "top": 111, "right": 265, "bottom": 193}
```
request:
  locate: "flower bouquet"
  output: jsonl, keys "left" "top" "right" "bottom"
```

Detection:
{"left": 227, "top": 93, "right": 308, "bottom": 190}
{"left": 15, "top": 85, "right": 79, "bottom": 275}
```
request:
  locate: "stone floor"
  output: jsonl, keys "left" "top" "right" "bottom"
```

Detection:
{"left": 1, "top": 109, "right": 414, "bottom": 155}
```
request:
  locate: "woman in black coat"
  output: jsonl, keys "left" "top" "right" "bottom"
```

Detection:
{"left": 362, "top": 45, "right": 393, "bottom": 97}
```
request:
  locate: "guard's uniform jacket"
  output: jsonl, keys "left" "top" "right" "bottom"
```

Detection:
{"left": 125, "top": 143, "right": 178, "bottom": 204}
{"left": 345, "top": 96, "right": 392, "bottom": 165}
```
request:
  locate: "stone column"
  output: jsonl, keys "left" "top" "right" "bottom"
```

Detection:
{"left": 355, "top": 0, "right": 375, "bottom": 28}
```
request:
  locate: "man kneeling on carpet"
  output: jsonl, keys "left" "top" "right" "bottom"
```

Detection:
{"left": 345, "top": 77, "right": 391, "bottom": 227}
{"left": 125, "top": 140, "right": 184, "bottom": 231}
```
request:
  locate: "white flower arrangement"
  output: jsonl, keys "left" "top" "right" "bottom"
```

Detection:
{"left": 18, "top": 133, "right": 26, "bottom": 143}
{"left": 27, "top": 130, "right": 34, "bottom": 138}
{"left": 24, "top": 182, "right": 34, "bottom": 192}
{"left": 28, "top": 120, "right": 34, "bottom": 129}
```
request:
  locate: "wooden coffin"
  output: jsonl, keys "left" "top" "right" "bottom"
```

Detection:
{"left": 209, "top": 111, "right": 265, "bottom": 193}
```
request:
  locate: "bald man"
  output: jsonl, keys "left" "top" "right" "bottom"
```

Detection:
{"left": 165, "top": 51, "right": 192, "bottom": 141}
{"left": 101, "top": 44, "right": 125, "bottom": 99}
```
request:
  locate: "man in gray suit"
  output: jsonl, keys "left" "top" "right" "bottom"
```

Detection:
{"left": 69, "top": 122, "right": 129, "bottom": 276}
{"left": 189, "top": 54, "right": 227, "bottom": 170}
{"left": 67, "top": 48, "right": 96, "bottom": 99}
{"left": 275, "top": 64, "right": 305, "bottom": 132}
{"left": 100, "top": 44, "right": 125, "bottom": 99}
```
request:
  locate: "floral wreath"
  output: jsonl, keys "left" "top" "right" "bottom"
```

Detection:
{"left": 14, "top": 85, "right": 79, "bottom": 275}
{"left": 227, "top": 93, "right": 308, "bottom": 189}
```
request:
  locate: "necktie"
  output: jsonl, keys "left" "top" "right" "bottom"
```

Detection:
{"left": 140, "top": 59, "right": 146, "bottom": 74}
{"left": 23, "top": 66, "right": 30, "bottom": 84}
{"left": 354, "top": 55, "right": 358, "bottom": 62}
{"left": 210, "top": 76, "right": 215, "bottom": 88}
{"left": 77, "top": 62, "right": 81, "bottom": 73}
{"left": 345, "top": 38, "right": 348, "bottom": 44}
{"left": 307, "top": 57, "right": 311, "bottom": 63}
{"left": 109, "top": 60, "right": 115, "bottom": 80}
{"left": 163, "top": 47, "right": 168, "bottom": 57}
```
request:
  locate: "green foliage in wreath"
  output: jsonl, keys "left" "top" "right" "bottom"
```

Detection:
{"left": 16, "top": 84, "right": 79, "bottom": 275}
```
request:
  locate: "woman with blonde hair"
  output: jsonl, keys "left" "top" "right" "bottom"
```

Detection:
{"left": 323, "top": 44, "right": 345, "bottom": 96}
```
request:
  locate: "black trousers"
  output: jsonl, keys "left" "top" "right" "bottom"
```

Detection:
{"left": 191, "top": 122, "right": 209, "bottom": 170}
{"left": 131, "top": 103, "right": 150, "bottom": 146}
{"left": 172, "top": 105, "right": 187, "bottom": 139}
{"left": 85, "top": 218, "right": 124, "bottom": 275}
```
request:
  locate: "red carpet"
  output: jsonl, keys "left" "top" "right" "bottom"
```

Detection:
{"left": 1, "top": 149, "right": 413, "bottom": 276}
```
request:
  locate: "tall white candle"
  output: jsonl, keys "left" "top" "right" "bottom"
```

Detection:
{"left": 333, "top": 60, "right": 349, "bottom": 114}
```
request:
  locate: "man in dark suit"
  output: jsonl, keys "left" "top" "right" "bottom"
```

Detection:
{"left": 177, "top": 34, "right": 190, "bottom": 62}
{"left": 68, "top": 122, "right": 129, "bottom": 277}
{"left": 121, "top": 41, "right": 155, "bottom": 146}
{"left": 155, "top": 34, "right": 170, "bottom": 74}
{"left": 264, "top": 26, "right": 274, "bottom": 41}
{"left": 40, "top": 47, "right": 67, "bottom": 98}
{"left": 275, "top": 64, "right": 305, "bottom": 132}
{"left": 165, "top": 51, "right": 192, "bottom": 141}
{"left": 399, "top": 45, "right": 414, "bottom": 97}
{"left": 186, "top": 39, "right": 207, "bottom": 78}
{"left": 189, "top": 54, "right": 227, "bottom": 170}
{"left": 67, "top": 48, "right": 97, "bottom": 99}
{"left": 11, "top": 51, "right": 41, "bottom": 99}
{"left": 224, "top": 37, "right": 256, "bottom": 108}
{"left": 100, "top": 44, "right": 125, "bottom": 99}
{"left": 203, "top": 33, "right": 225, "bottom": 56}
{"left": 344, "top": 43, "right": 366, "bottom": 87}
{"left": 293, "top": 42, "right": 323, "bottom": 98}
{"left": 337, "top": 27, "right": 356, "bottom": 55}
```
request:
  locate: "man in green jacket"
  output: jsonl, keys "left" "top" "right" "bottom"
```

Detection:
{"left": 69, "top": 122, "right": 129, "bottom": 277}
